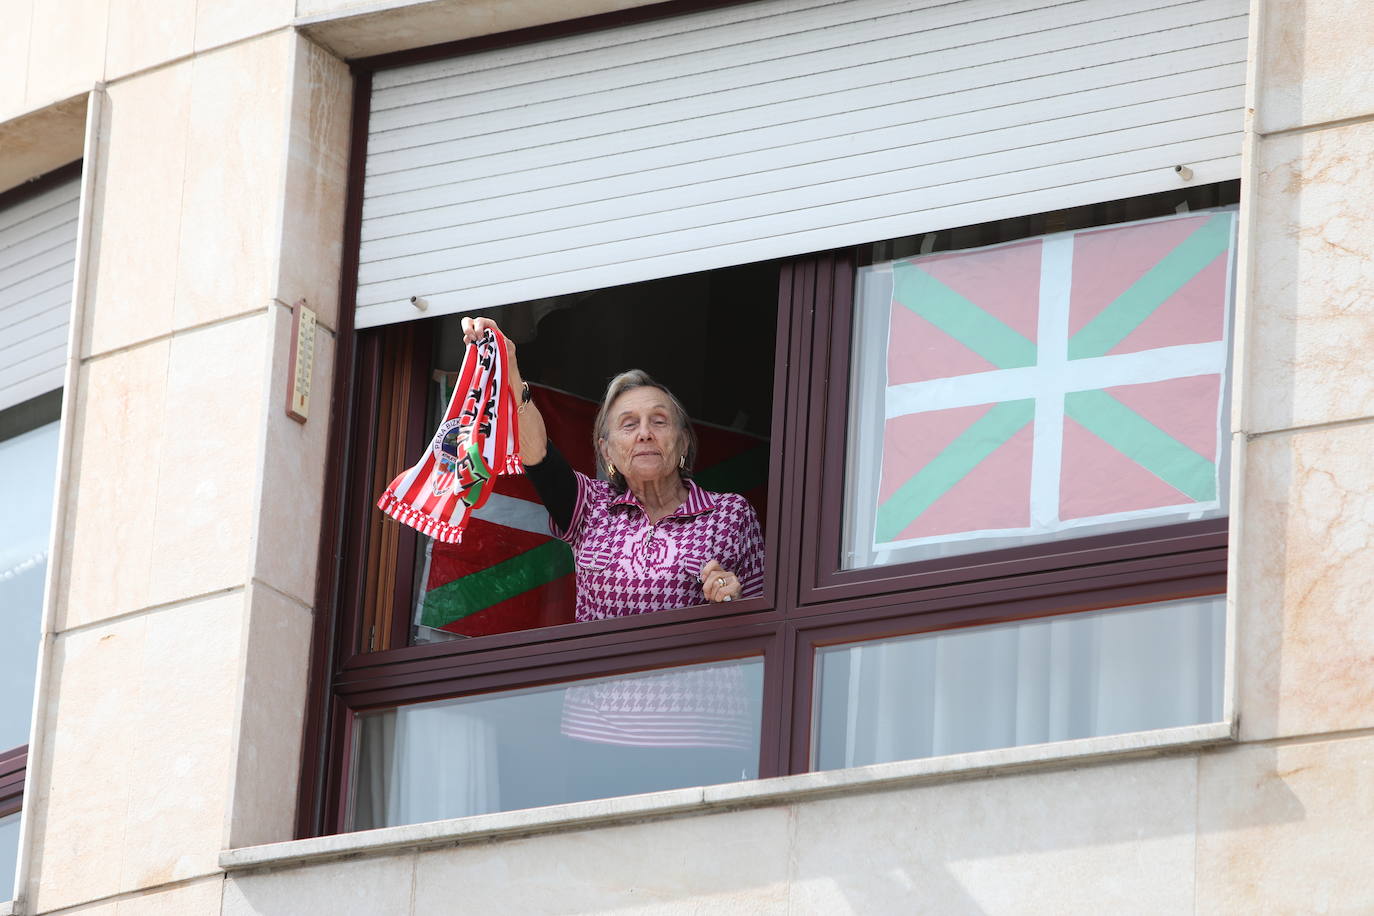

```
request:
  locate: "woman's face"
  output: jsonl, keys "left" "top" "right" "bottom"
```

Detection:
{"left": 601, "top": 386, "right": 683, "bottom": 488}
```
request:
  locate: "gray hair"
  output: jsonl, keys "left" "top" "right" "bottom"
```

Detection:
{"left": 594, "top": 369, "right": 697, "bottom": 490}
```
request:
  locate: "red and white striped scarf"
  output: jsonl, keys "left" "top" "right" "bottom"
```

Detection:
{"left": 377, "top": 328, "right": 523, "bottom": 543}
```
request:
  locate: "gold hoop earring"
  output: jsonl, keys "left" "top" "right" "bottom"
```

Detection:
{"left": 607, "top": 465, "right": 619, "bottom": 481}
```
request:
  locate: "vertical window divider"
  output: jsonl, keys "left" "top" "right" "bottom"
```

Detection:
{"left": 331, "top": 707, "right": 360, "bottom": 836}
{"left": 784, "top": 622, "right": 815, "bottom": 775}
{"left": 792, "top": 248, "right": 857, "bottom": 606}
{"left": 385, "top": 324, "right": 432, "bottom": 652}
{"left": 780, "top": 256, "right": 819, "bottom": 610}
{"left": 348, "top": 333, "right": 385, "bottom": 657}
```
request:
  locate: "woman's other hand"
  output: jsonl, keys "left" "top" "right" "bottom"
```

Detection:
{"left": 700, "top": 560, "right": 743, "bottom": 603}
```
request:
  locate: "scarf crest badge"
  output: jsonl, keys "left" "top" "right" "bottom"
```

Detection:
{"left": 377, "top": 328, "right": 523, "bottom": 543}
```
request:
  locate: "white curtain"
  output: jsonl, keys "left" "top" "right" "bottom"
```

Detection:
{"left": 353, "top": 705, "right": 500, "bottom": 829}
{"left": 816, "top": 596, "right": 1225, "bottom": 769}
{"left": 387, "top": 706, "right": 500, "bottom": 824}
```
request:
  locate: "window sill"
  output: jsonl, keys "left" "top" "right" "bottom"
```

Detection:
{"left": 222, "top": 721, "right": 1234, "bottom": 873}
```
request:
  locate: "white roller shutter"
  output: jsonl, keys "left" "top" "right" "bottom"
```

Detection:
{"left": 357, "top": 0, "right": 1247, "bottom": 329}
{"left": 0, "top": 176, "right": 80, "bottom": 411}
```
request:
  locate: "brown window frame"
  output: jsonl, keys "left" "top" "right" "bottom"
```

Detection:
{"left": 295, "top": 8, "right": 1232, "bottom": 839}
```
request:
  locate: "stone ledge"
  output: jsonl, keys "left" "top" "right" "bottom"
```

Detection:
{"left": 221, "top": 720, "right": 1234, "bottom": 872}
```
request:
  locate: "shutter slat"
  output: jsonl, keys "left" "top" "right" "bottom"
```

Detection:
{"left": 364, "top": 15, "right": 1244, "bottom": 180}
{"left": 359, "top": 132, "right": 1240, "bottom": 309}
{"left": 362, "top": 151, "right": 1241, "bottom": 320}
{"left": 0, "top": 260, "right": 77, "bottom": 311}
{"left": 0, "top": 220, "right": 79, "bottom": 274}
{"left": 360, "top": 67, "right": 1245, "bottom": 246}
{"left": 0, "top": 322, "right": 68, "bottom": 367}
{"left": 367, "top": 2, "right": 1240, "bottom": 159}
{"left": 0, "top": 193, "right": 79, "bottom": 252}
{"left": 371, "top": 0, "right": 847, "bottom": 93}
{"left": 0, "top": 240, "right": 77, "bottom": 294}
{"left": 364, "top": 31, "right": 1245, "bottom": 201}
{"left": 356, "top": 0, "right": 1246, "bottom": 329}
{"left": 0, "top": 295, "right": 70, "bottom": 344}
{"left": 368, "top": 0, "right": 1105, "bottom": 132}
{"left": 0, "top": 283, "right": 71, "bottom": 334}
{"left": 359, "top": 102, "right": 1241, "bottom": 277}
{"left": 0, "top": 183, "right": 79, "bottom": 235}
{"left": 0, "top": 177, "right": 78, "bottom": 411}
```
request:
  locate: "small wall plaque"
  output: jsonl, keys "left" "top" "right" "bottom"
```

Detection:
{"left": 287, "top": 299, "right": 317, "bottom": 423}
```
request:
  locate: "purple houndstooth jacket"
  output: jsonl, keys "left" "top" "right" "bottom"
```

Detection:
{"left": 552, "top": 471, "right": 765, "bottom": 622}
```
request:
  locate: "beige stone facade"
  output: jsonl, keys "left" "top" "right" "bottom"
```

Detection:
{"left": 1, "top": 0, "right": 1371, "bottom": 913}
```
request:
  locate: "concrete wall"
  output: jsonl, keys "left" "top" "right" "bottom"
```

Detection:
{"left": 3, "top": 0, "right": 1372, "bottom": 912}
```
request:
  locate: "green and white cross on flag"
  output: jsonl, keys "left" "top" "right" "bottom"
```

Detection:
{"left": 869, "top": 209, "right": 1236, "bottom": 553}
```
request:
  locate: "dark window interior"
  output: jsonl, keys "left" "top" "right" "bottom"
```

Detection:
{"left": 400, "top": 261, "right": 780, "bottom": 646}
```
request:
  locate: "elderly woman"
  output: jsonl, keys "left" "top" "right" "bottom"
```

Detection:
{"left": 461, "top": 317, "right": 764, "bottom": 619}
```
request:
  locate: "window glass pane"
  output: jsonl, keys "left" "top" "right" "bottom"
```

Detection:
{"left": 812, "top": 596, "right": 1225, "bottom": 770}
{"left": 351, "top": 657, "right": 764, "bottom": 829}
{"left": 0, "top": 416, "right": 60, "bottom": 750}
{"left": 404, "top": 262, "right": 777, "bottom": 646}
{"left": 0, "top": 811, "right": 17, "bottom": 903}
{"left": 843, "top": 207, "right": 1236, "bottom": 570}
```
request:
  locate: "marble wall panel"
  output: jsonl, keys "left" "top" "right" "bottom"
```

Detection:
{"left": 25, "top": 592, "right": 243, "bottom": 912}
{"left": 223, "top": 853, "right": 416, "bottom": 916}
{"left": 223, "top": 583, "right": 314, "bottom": 849}
{"left": 114, "top": 876, "right": 225, "bottom": 915}
{"left": 48, "top": 903, "right": 117, "bottom": 916}
{"left": 82, "top": 62, "right": 192, "bottom": 357}
{"left": 789, "top": 756, "right": 1198, "bottom": 914}
{"left": 249, "top": 304, "right": 335, "bottom": 606}
{"left": 118, "top": 592, "right": 245, "bottom": 895}
{"left": 173, "top": 33, "right": 292, "bottom": 333}
{"left": 1196, "top": 736, "right": 1374, "bottom": 913}
{"left": 0, "top": 0, "right": 33, "bottom": 124}
{"left": 23, "top": 0, "right": 108, "bottom": 115}
{"left": 412, "top": 806, "right": 792, "bottom": 914}
{"left": 1243, "top": 121, "right": 1374, "bottom": 434}
{"left": 194, "top": 0, "right": 295, "bottom": 55}
{"left": 145, "top": 313, "right": 269, "bottom": 607}
{"left": 22, "top": 614, "right": 140, "bottom": 912}
{"left": 1256, "top": 0, "right": 1374, "bottom": 134}
{"left": 1234, "top": 422, "right": 1374, "bottom": 741}
{"left": 104, "top": 0, "right": 197, "bottom": 82}
{"left": 59, "top": 339, "right": 169, "bottom": 630}
{"left": 273, "top": 35, "right": 351, "bottom": 332}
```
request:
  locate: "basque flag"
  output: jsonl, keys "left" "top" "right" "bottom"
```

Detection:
{"left": 875, "top": 209, "right": 1235, "bottom": 549}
